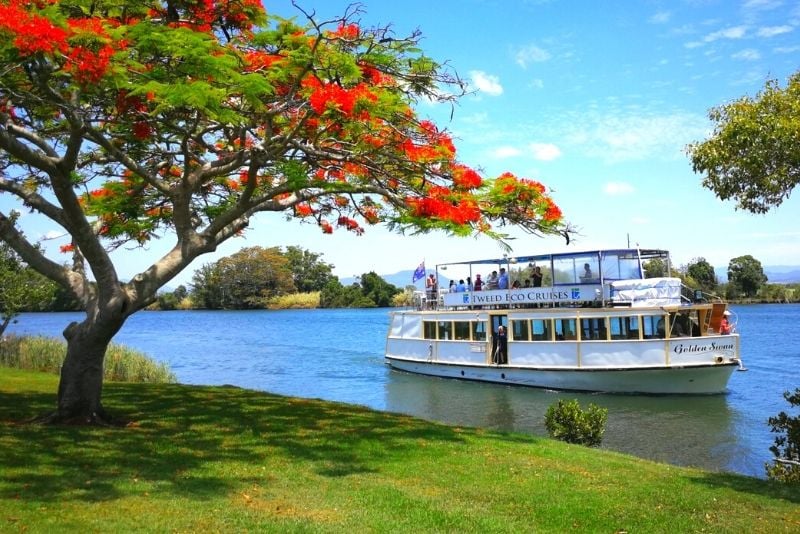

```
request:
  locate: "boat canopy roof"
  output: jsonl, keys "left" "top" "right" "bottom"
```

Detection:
{"left": 436, "top": 248, "right": 671, "bottom": 285}
{"left": 438, "top": 248, "right": 669, "bottom": 267}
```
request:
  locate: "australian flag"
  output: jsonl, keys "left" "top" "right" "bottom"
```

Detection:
{"left": 412, "top": 261, "right": 425, "bottom": 283}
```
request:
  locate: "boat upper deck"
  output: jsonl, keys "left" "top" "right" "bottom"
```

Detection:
{"left": 419, "top": 248, "right": 712, "bottom": 311}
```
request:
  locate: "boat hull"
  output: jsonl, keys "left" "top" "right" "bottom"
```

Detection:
{"left": 384, "top": 357, "right": 738, "bottom": 395}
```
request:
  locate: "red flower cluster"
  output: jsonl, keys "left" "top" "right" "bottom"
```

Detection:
{"left": 243, "top": 51, "right": 284, "bottom": 72}
{"left": 157, "top": 0, "right": 263, "bottom": 33}
{"left": 407, "top": 186, "right": 481, "bottom": 225}
{"left": 330, "top": 23, "right": 359, "bottom": 40}
{"left": 0, "top": 3, "right": 118, "bottom": 86}
{"left": 66, "top": 44, "right": 115, "bottom": 85}
{"left": 90, "top": 188, "right": 112, "bottom": 198}
{"left": 303, "top": 77, "right": 377, "bottom": 117}
{"left": 337, "top": 216, "right": 362, "bottom": 234}
{"left": 132, "top": 122, "right": 151, "bottom": 140}
{"left": 59, "top": 243, "right": 75, "bottom": 254}
{"left": 451, "top": 164, "right": 483, "bottom": 190}
{"left": 402, "top": 122, "right": 456, "bottom": 163}
{"left": 359, "top": 64, "right": 394, "bottom": 86}
{"left": 0, "top": 3, "right": 68, "bottom": 56}
{"left": 543, "top": 198, "right": 562, "bottom": 222}
{"left": 295, "top": 204, "right": 314, "bottom": 217}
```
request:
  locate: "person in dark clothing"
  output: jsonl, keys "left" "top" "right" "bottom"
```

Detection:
{"left": 532, "top": 266, "right": 543, "bottom": 287}
{"left": 494, "top": 325, "right": 508, "bottom": 364}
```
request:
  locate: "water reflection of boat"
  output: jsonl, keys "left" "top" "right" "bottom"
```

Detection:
{"left": 385, "top": 248, "right": 744, "bottom": 394}
{"left": 384, "top": 371, "right": 741, "bottom": 473}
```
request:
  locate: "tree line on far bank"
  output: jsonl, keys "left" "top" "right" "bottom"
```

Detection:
{"left": 1, "top": 243, "right": 406, "bottom": 323}
{"left": 643, "top": 254, "right": 798, "bottom": 303}
{"left": 157, "top": 246, "right": 404, "bottom": 311}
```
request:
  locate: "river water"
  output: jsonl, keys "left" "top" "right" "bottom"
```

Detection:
{"left": 9, "top": 304, "right": 799, "bottom": 478}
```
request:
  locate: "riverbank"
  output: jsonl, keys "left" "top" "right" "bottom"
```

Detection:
{"left": 1, "top": 369, "right": 797, "bottom": 532}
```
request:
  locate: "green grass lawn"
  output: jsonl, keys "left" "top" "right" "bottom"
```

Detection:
{"left": 1, "top": 368, "right": 798, "bottom": 533}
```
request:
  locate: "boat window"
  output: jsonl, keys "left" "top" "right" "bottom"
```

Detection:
{"left": 531, "top": 319, "right": 552, "bottom": 341}
{"left": 642, "top": 315, "right": 666, "bottom": 339}
{"left": 423, "top": 321, "right": 437, "bottom": 340}
{"left": 511, "top": 319, "right": 530, "bottom": 341}
{"left": 552, "top": 254, "right": 600, "bottom": 285}
{"left": 581, "top": 318, "right": 608, "bottom": 340}
{"left": 471, "top": 321, "right": 487, "bottom": 341}
{"left": 600, "top": 251, "right": 642, "bottom": 281}
{"left": 438, "top": 321, "right": 452, "bottom": 340}
{"left": 454, "top": 321, "right": 471, "bottom": 341}
{"left": 555, "top": 318, "right": 577, "bottom": 340}
{"left": 609, "top": 316, "right": 641, "bottom": 340}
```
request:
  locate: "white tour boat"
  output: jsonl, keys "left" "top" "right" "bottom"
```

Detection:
{"left": 385, "top": 249, "right": 744, "bottom": 394}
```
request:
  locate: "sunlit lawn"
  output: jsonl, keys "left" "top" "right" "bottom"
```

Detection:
{"left": 1, "top": 368, "right": 798, "bottom": 533}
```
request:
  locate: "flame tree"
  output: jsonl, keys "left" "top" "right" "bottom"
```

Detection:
{"left": 0, "top": 0, "right": 568, "bottom": 423}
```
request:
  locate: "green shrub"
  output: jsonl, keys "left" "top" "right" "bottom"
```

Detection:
{"left": 765, "top": 388, "right": 800, "bottom": 484}
{"left": 0, "top": 334, "right": 176, "bottom": 384}
{"left": 544, "top": 399, "right": 608, "bottom": 447}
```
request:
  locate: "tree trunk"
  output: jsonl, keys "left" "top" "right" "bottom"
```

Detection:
{"left": 53, "top": 316, "right": 125, "bottom": 424}
{"left": 0, "top": 315, "right": 11, "bottom": 338}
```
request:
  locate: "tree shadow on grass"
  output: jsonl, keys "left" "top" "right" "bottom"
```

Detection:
{"left": 0, "top": 381, "right": 478, "bottom": 504}
{"left": 689, "top": 470, "right": 800, "bottom": 504}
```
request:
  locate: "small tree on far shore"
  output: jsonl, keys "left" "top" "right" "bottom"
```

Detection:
{"left": 0, "top": 240, "right": 56, "bottom": 336}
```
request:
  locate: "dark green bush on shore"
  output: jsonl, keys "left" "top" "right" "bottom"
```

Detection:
{"left": 0, "top": 335, "right": 176, "bottom": 384}
{"left": 545, "top": 399, "right": 608, "bottom": 447}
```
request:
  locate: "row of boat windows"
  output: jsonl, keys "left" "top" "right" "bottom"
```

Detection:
{"left": 422, "top": 313, "right": 701, "bottom": 342}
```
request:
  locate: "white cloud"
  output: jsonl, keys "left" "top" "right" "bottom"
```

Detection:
{"left": 704, "top": 26, "right": 747, "bottom": 42}
{"left": 528, "top": 78, "right": 544, "bottom": 89}
{"left": 469, "top": 70, "right": 503, "bottom": 96}
{"left": 604, "top": 182, "right": 635, "bottom": 196}
{"left": 743, "top": 0, "right": 783, "bottom": 10}
{"left": 491, "top": 146, "right": 522, "bottom": 158}
{"left": 529, "top": 143, "right": 562, "bottom": 161}
{"left": 515, "top": 45, "right": 552, "bottom": 69}
{"left": 43, "top": 230, "right": 64, "bottom": 240}
{"left": 649, "top": 11, "right": 671, "bottom": 24}
{"left": 563, "top": 111, "right": 708, "bottom": 163}
{"left": 757, "top": 25, "right": 793, "bottom": 37}
{"left": 732, "top": 48, "right": 761, "bottom": 60}
{"left": 774, "top": 45, "right": 800, "bottom": 53}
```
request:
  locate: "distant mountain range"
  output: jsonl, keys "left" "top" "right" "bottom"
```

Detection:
{"left": 342, "top": 266, "right": 800, "bottom": 288}
{"left": 715, "top": 266, "right": 800, "bottom": 284}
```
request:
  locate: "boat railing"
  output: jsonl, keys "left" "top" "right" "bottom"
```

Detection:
{"left": 680, "top": 283, "right": 727, "bottom": 304}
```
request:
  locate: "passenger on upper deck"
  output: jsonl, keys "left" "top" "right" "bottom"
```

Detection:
{"left": 425, "top": 274, "right": 437, "bottom": 308}
{"left": 474, "top": 274, "right": 483, "bottom": 291}
{"left": 456, "top": 279, "right": 466, "bottom": 292}
{"left": 486, "top": 271, "right": 499, "bottom": 290}
{"left": 532, "top": 266, "right": 543, "bottom": 287}
{"left": 583, "top": 263, "right": 593, "bottom": 279}
{"left": 498, "top": 268, "right": 509, "bottom": 289}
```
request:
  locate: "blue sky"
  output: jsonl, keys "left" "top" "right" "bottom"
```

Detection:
{"left": 252, "top": 0, "right": 800, "bottom": 284}
{"left": 6, "top": 0, "right": 800, "bottom": 287}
